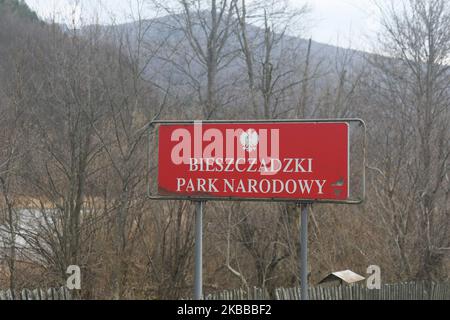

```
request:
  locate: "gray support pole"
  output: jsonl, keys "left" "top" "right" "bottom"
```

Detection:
{"left": 194, "top": 201, "right": 203, "bottom": 300}
{"left": 300, "top": 204, "right": 309, "bottom": 300}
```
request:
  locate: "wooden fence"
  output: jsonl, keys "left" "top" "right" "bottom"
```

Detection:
{"left": 0, "top": 287, "right": 72, "bottom": 300}
{"left": 2, "top": 282, "right": 449, "bottom": 300}
{"left": 205, "top": 282, "right": 450, "bottom": 300}
{"left": 205, "top": 287, "right": 268, "bottom": 300}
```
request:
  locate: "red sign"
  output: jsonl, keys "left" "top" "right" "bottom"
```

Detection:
{"left": 157, "top": 122, "right": 349, "bottom": 201}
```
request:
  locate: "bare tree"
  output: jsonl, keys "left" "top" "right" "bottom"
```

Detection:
{"left": 0, "top": 10, "right": 41, "bottom": 295}
{"left": 14, "top": 19, "right": 109, "bottom": 287}
{"left": 234, "top": 0, "right": 311, "bottom": 119}
{"left": 152, "top": 0, "right": 238, "bottom": 118}
{"left": 90, "top": 11, "right": 169, "bottom": 298}
{"left": 369, "top": 0, "right": 450, "bottom": 280}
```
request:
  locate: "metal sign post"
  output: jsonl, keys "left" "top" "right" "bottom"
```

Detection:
{"left": 300, "top": 203, "right": 310, "bottom": 301}
{"left": 194, "top": 201, "right": 204, "bottom": 300}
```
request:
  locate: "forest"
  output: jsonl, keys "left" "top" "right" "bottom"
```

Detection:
{"left": 0, "top": 0, "right": 448, "bottom": 299}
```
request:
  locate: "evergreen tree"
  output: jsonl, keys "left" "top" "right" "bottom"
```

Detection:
{"left": 0, "top": 0, "right": 39, "bottom": 21}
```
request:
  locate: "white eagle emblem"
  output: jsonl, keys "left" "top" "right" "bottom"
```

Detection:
{"left": 240, "top": 129, "right": 259, "bottom": 152}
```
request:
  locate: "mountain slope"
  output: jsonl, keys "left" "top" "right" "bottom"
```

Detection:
{"left": 0, "top": 0, "right": 38, "bottom": 21}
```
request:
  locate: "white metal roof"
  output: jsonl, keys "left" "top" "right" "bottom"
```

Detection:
{"left": 321, "top": 270, "right": 365, "bottom": 284}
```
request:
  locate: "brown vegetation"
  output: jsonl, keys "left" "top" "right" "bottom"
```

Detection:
{"left": 0, "top": 0, "right": 448, "bottom": 299}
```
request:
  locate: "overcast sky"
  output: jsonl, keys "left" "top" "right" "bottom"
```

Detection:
{"left": 25, "top": 0, "right": 380, "bottom": 51}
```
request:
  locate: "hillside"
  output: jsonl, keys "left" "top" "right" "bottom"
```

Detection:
{"left": 0, "top": 0, "right": 38, "bottom": 20}
{"left": 76, "top": 12, "right": 371, "bottom": 122}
